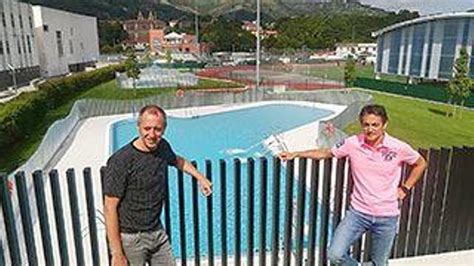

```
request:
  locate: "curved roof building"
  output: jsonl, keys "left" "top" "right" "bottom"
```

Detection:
{"left": 372, "top": 12, "right": 474, "bottom": 80}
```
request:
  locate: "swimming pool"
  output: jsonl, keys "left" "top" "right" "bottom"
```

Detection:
{"left": 111, "top": 102, "right": 334, "bottom": 258}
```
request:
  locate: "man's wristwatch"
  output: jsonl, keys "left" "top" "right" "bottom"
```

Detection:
{"left": 400, "top": 185, "right": 410, "bottom": 195}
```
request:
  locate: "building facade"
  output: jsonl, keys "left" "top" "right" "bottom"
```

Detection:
{"left": 0, "top": 0, "right": 40, "bottom": 90}
{"left": 373, "top": 13, "right": 474, "bottom": 81}
{"left": 149, "top": 29, "right": 210, "bottom": 55}
{"left": 32, "top": 6, "right": 100, "bottom": 77}
{"left": 123, "top": 11, "right": 166, "bottom": 49}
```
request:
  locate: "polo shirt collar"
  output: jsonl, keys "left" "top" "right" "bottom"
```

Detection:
{"left": 357, "top": 133, "right": 394, "bottom": 150}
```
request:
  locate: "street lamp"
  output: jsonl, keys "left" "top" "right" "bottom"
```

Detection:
{"left": 7, "top": 63, "right": 17, "bottom": 94}
{"left": 256, "top": 0, "right": 261, "bottom": 91}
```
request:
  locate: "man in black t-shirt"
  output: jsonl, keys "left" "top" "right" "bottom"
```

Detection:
{"left": 103, "top": 104, "right": 212, "bottom": 266}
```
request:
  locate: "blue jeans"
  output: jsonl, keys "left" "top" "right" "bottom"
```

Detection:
{"left": 328, "top": 207, "right": 399, "bottom": 266}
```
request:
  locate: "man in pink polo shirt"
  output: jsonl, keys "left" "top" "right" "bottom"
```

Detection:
{"left": 279, "top": 104, "right": 427, "bottom": 265}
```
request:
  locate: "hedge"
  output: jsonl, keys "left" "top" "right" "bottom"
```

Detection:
{"left": 0, "top": 64, "right": 124, "bottom": 150}
{"left": 354, "top": 77, "right": 474, "bottom": 107}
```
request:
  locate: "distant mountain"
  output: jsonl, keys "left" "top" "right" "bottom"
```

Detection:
{"left": 22, "top": 0, "right": 383, "bottom": 21}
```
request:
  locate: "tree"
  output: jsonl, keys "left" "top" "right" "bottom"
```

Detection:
{"left": 124, "top": 50, "right": 141, "bottom": 101}
{"left": 344, "top": 55, "right": 356, "bottom": 88}
{"left": 447, "top": 47, "right": 472, "bottom": 117}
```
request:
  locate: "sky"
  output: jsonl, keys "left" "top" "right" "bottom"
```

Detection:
{"left": 360, "top": 0, "right": 474, "bottom": 15}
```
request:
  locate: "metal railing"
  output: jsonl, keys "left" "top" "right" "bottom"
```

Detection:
{"left": 1, "top": 146, "right": 474, "bottom": 265}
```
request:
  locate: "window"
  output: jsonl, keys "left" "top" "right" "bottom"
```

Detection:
{"left": 0, "top": 41, "right": 4, "bottom": 55}
{"left": 424, "top": 23, "right": 435, "bottom": 77}
{"left": 5, "top": 40, "right": 10, "bottom": 54}
{"left": 439, "top": 20, "right": 459, "bottom": 79}
{"left": 1, "top": 13, "right": 6, "bottom": 27}
{"left": 409, "top": 24, "right": 426, "bottom": 76}
{"left": 43, "top": 24, "right": 49, "bottom": 32}
{"left": 29, "top": 16, "right": 33, "bottom": 29}
{"left": 388, "top": 30, "right": 402, "bottom": 74}
{"left": 22, "top": 37, "right": 27, "bottom": 55}
{"left": 27, "top": 35, "right": 32, "bottom": 54}
{"left": 69, "top": 39, "right": 74, "bottom": 54}
{"left": 56, "top": 31, "right": 64, "bottom": 57}
{"left": 19, "top": 15, "right": 23, "bottom": 28}
{"left": 70, "top": 27, "right": 74, "bottom": 36}
{"left": 376, "top": 37, "right": 384, "bottom": 72}
{"left": 11, "top": 13, "right": 15, "bottom": 28}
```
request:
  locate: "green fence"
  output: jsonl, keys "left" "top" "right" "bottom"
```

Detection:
{"left": 354, "top": 78, "right": 474, "bottom": 108}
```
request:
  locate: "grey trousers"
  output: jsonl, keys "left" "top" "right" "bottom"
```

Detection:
{"left": 121, "top": 228, "right": 176, "bottom": 266}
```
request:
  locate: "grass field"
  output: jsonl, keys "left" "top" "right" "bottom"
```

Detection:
{"left": 0, "top": 78, "right": 243, "bottom": 172}
{"left": 344, "top": 90, "right": 474, "bottom": 149}
{"left": 307, "top": 64, "right": 410, "bottom": 83}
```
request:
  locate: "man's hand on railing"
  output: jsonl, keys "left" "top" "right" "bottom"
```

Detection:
{"left": 278, "top": 151, "right": 296, "bottom": 161}
{"left": 199, "top": 178, "right": 213, "bottom": 197}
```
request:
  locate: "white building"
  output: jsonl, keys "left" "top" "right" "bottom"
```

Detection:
{"left": 0, "top": 0, "right": 40, "bottom": 90}
{"left": 335, "top": 43, "right": 377, "bottom": 58}
{"left": 32, "top": 6, "right": 99, "bottom": 77}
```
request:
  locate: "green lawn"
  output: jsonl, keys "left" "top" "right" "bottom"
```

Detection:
{"left": 0, "top": 78, "right": 243, "bottom": 173}
{"left": 344, "top": 90, "right": 474, "bottom": 149}
{"left": 307, "top": 64, "right": 410, "bottom": 83}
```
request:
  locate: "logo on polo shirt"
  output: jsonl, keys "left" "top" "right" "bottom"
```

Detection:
{"left": 382, "top": 150, "right": 397, "bottom": 161}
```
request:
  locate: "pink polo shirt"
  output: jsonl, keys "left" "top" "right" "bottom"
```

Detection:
{"left": 331, "top": 133, "right": 420, "bottom": 216}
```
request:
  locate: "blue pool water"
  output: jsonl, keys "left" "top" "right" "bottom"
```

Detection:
{"left": 112, "top": 103, "right": 333, "bottom": 258}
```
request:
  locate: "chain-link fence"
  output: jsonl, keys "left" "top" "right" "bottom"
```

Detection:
{"left": 116, "top": 66, "right": 199, "bottom": 89}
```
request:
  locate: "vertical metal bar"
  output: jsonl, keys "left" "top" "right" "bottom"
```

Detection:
{"left": 100, "top": 166, "right": 112, "bottom": 264}
{"left": 219, "top": 159, "right": 228, "bottom": 266}
{"left": 333, "top": 158, "right": 346, "bottom": 228}
{"left": 362, "top": 232, "right": 372, "bottom": 262}
{"left": 318, "top": 159, "right": 332, "bottom": 264}
{"left": 1, "top": 173, "right": 21, "bottom": 265}
{"left": 395, "top": 164, "right": 411, "bottom": 258}
{"left": 282, "top": 159, "right": 294, "bottom": 266}
{"left": 440, "top": 147, "right": 462, "bottom": 252}
{"left": 234, "top": 158, "right": 242, "bottom": 266}
{"left": 406, "top": 149, "right": 427, "bottom": 256}
{"left": 0, "top": 240, "right": 5, "bottom": 266}
{"left": 205, "top": 160, "right": 214, "bottom": 266}
{"left": 49, "top": 170, "right": 69, "bottom": 266}
{"left": 258, "top": 157, "right": 268, "bottom": 266}
{"left": 466, "top": 147, "right": 474, "bottom": 249}
{"left": 270, "top": 157, "right": 281, "bottom": 266}
{"left": 247, "top": 158, "right": 255, "bottom": 266}
{"left": 164, "top": 167, "right": 172, "bottom": 242}
{"left": 191, "top": 161, "right": 200, "bottom": 265}
{"left": 83, "top": 168, "right": 100, "bottom": 266}
{"left": 15, "top": 171, "right": 38, "bottom": 266}
{"left": 66, "top": 168, "right": 85, "bottom": 266}
{"left": 417, "top": 149, "right": 439, "bottom": 255}
{"left": 177, "top": 169, "right": 187, "bottom": 265}
{"left": 33, "top": 170, "right": 54, "bottom": 265}
{"left": 294, "top": 158, "right": 307, "bottom": 266}
{"left": 454, "top": 147, "right": 470, "bottom": 250}
{"left": 307, "top": 160, "right": 320, "bottom": 266}
{"left": 430, "top": 148, "right": 450, "bottom": 253}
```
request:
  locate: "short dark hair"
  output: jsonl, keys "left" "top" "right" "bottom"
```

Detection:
{"left": 138, "top": 105, "right": 167, "bottom": 126}
{"left": 359, "top": 104, "right": 388, "bottom": 124}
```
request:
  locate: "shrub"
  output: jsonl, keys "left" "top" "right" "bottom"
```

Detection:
{"left": 0, "top": 64, "right": 124, "bottom": 150}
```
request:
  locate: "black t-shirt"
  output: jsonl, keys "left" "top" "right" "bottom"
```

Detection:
{"left": 103, "top": 138, "right": 177, "bottom": 233}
